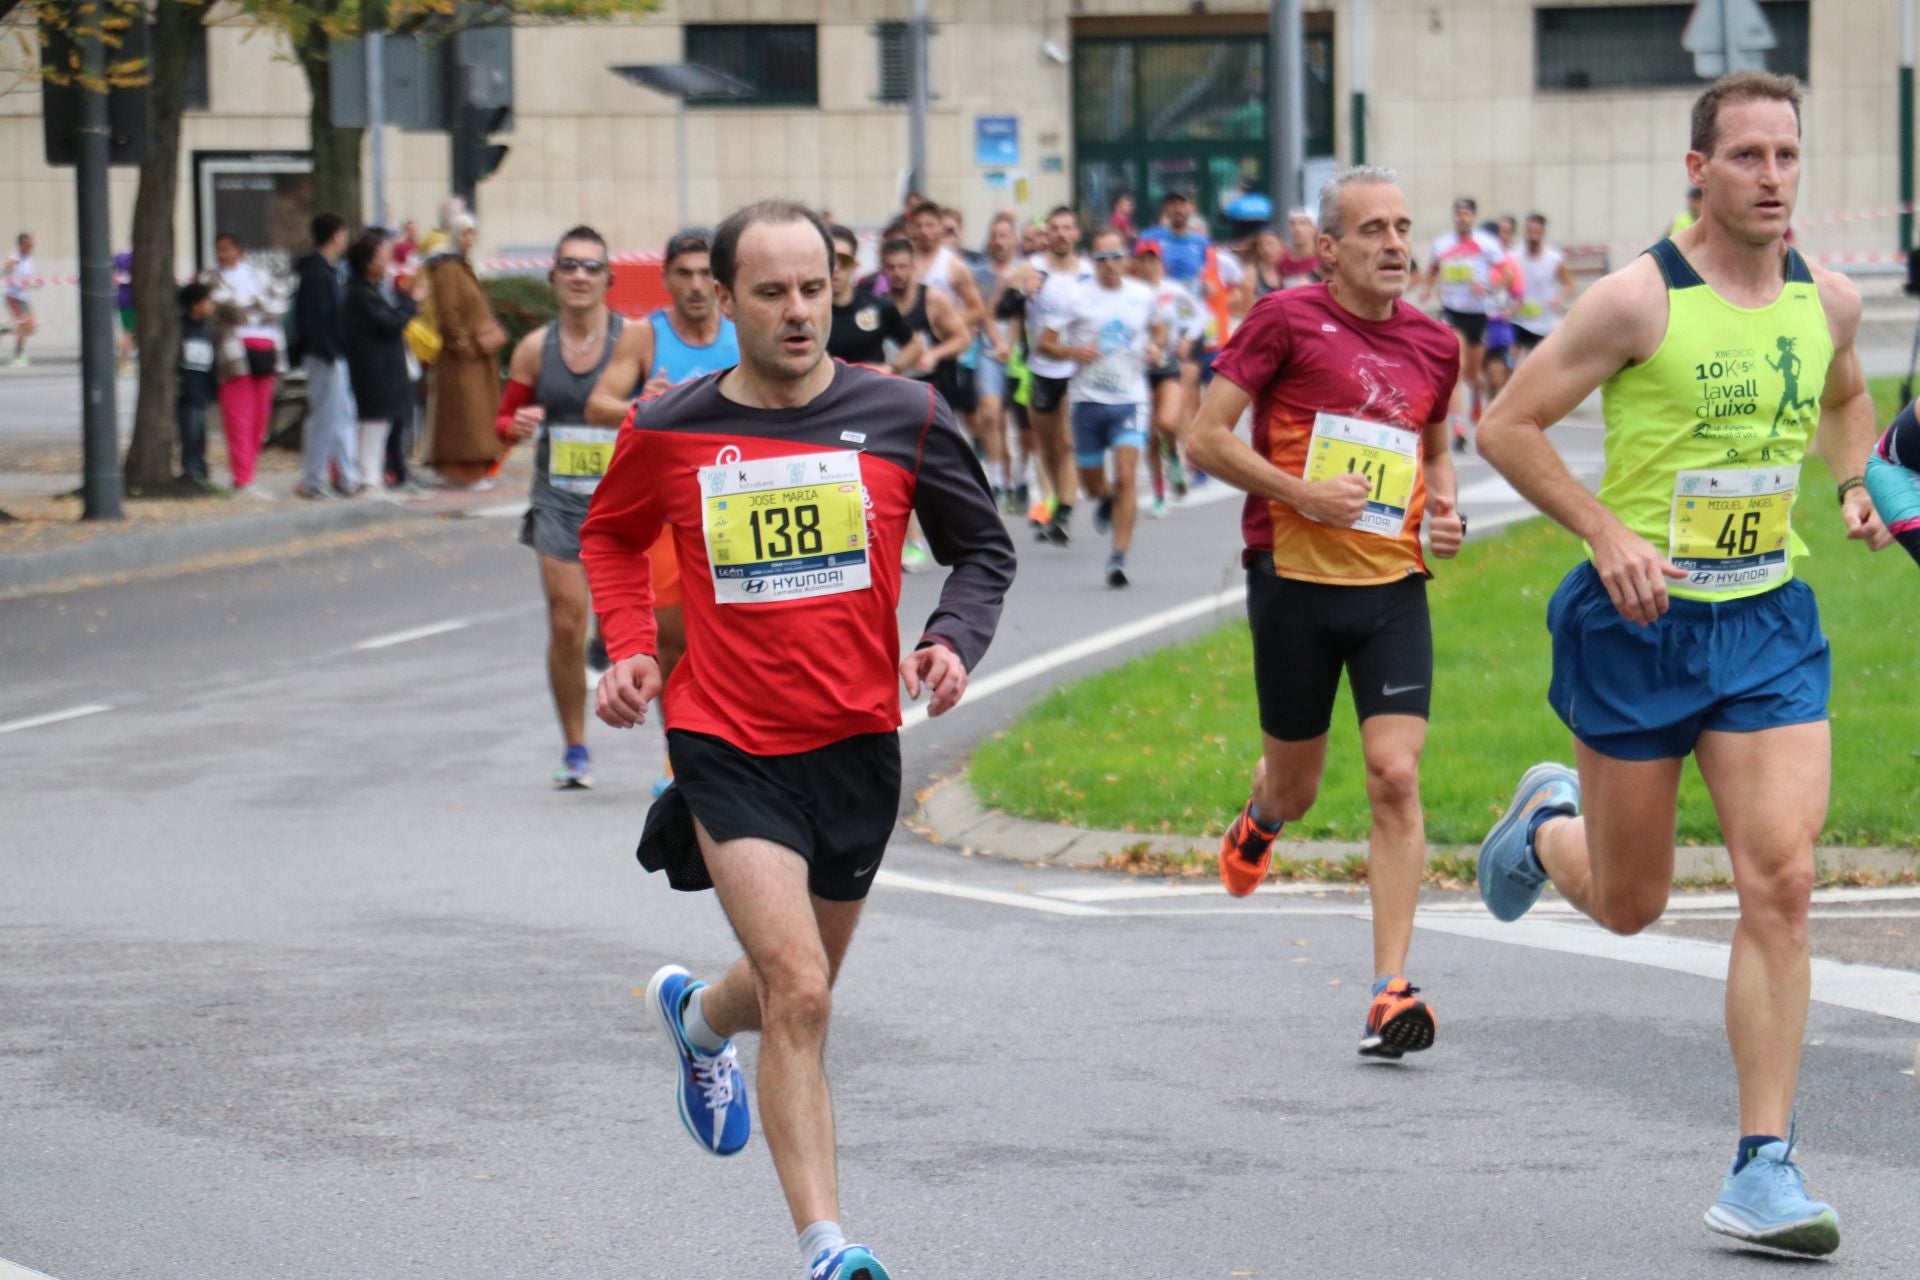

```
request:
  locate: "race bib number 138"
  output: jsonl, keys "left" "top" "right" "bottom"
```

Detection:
{"left": 698, "top": 450, "right": 872, "bottom": 604}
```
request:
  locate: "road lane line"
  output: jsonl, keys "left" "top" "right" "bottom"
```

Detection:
{"left": 872, "top": 869, "right": 1110, "bottom": 916}
{"left": 0, "top": 1256, "right": 62, "bottom": 1280}
{"left": 900, "top": 585, "right": 1249, "bottom": 731}
{"left": 1416, "top": 914, "right": 1920, "bottom": 1024}
{"left": 0, "top": 703, "right": 112, "bottom": 735}
{"left": 1038, "top": 881, "right": 1354, "bottom": 903}
{"left": 352, "top": 619, "right": 471, "bottom": 651}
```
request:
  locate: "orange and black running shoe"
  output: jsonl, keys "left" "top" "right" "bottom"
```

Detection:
{"left": 1358, "top": 978, "right": 1435, "bottom": 1059}
{"left": 1218, "top": 800, "right": 1279, "bottom": 897}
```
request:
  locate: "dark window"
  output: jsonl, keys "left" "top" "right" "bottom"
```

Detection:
{"left": 874, "top": 22, "right": 940, "bottom": 105}
{"left": 185, "top": 21, "right": 209, "bottom": 111}
{"left": 684, "top": 24, "right": 818, "bottom": 107}
{"left": 1536, "top": 3, "right": 1810, "bottom": 92}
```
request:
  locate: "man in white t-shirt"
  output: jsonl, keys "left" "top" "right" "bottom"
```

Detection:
{"left": 1418, "top": 197, "right": 1504, "bottom": 447}
{"left": 3, "top": 232, "right": 38, "bottom": 366}
{"left": 1511, "top": 212, "right": 1575, "bottom": 366}
{"left": 1015, "top": 206, "right": 1094, "bottom": 545}
{"left": 1037, "top": 228, "right": 1167, "bottom": 588}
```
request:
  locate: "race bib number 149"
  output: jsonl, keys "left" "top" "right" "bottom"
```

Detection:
{"left": 698, "top": 450, "right": 871, "bottom": 605}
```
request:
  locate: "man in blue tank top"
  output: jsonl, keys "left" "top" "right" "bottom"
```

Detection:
{"left": 588, "top": 229, "right": 739, "bottom": 421}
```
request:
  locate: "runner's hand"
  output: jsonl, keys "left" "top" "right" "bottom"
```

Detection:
{"left": 1297, "top": 473, "right": 1371, "bottom": 526}
{"left": 1427, "top": 493, "right": 1464, "bottom": 559}
{"left": 1071, "top": 344, "right": 1101, "bottom": 364}
{"left": 991, "top": 337, "right": 1010, "bottom": 363}
{"left": 597, "top": 655, "right": 662, "bottom": 728}
{"left": 1842, "top": 486, "right": 1893, "bottom": 550}
{"left": 641, "top": 365, "right": 672, "bottom": 399}
{"left": 901, "top": 644, "right": 967, "bottom": 718}
{"left": 1589, "top": 517, "right": 1686, "bottom": 625}
{"left": 510, "top": 403, "right": 544, "bottom": 442}
{"left": 915, "top": 351, "right": 939, "bottom": 374}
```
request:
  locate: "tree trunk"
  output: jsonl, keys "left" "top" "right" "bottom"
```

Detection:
{"left": 122, "top": 0, "right": 202, "bottom": 492}
{"left": 301, "top": 22, "right": 364, "bottom": 225}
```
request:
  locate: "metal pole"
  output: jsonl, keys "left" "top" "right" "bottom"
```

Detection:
{"left": 675, "top": 98, "right": 689, "bottom": 228}
{"left": 76, "top": 26, "right": 122, "bottom": 520}
{"left": 907, "top": 0, "right": 929, "bottom": 194}
{"left": 1349, "top": 0, "right": 1368, "bottom": 166}
{"left": 1269, "top": 0, "right": 1305, "bottom": 208}
{"left": 1902, "top": 0, "right": 1914, "bottom": 253}
{"left": 368, "top": 30, "right": 387, "bottom": 227}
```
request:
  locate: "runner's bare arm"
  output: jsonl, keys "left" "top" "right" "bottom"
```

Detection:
{"left": 497, "top": 330, "right": 545, "bottom": 443}
{"left": 950, "top": 257, "right": 988, "bottom": 333}
{"left": 1555, "top": 256, "right": 1576, "bottom": 310}
{"left": 1811, "top": 267, "right": 1893, "bottom": 550}
{"left": 889, "top": 333, "right": 926, "bottom": 376}
{"left": 1477, "top": 257, "right": 1682, "bottom": 623}
{"left": 585, "top": 321, "right": 654, "bottom": 427}
{"left": 921, "top": 290, "right": 972, "bottom": 367}
{"left": 1422, "top": 416, "right": 1464, "bottom": 559}
{"left": 1178, "top": 375, "right": 1368, "bottom": 526}
{"left": 1147, "top": 318, "right": 1170, "bottom": 370}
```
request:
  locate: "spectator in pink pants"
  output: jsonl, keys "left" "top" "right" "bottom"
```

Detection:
{"left": 203, "top": 232, "right": 287, "bottom": 497}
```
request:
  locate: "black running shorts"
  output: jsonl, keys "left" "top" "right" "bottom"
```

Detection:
{"left": 1513, "top": 326, "right": 1547, "bottom": 352}
{"left": 1029, "top": 373, "right": 1071, "bottom": 414}
{"left": 1441, "top": 307, "right": 1488, "bottom": 346}
{"left": 1245, "top": 554, "right": 1433, "bottom": 741}
{"left": 638, "top": 729, "right": 902, "bottom": 901}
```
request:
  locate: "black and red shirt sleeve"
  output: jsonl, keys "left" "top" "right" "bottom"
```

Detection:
{"left": 911, "top": 389, "right": 1016, "bottom": 670}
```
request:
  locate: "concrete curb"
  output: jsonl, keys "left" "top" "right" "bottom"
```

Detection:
{"left": 910, "top": 769, "right": 1920, "bottom": 883}
{"left": 0, "top": 497, "right": 514, "bottom": 600}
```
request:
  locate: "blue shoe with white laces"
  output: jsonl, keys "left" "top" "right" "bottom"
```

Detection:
{"left": 1478, "top": 762, "right": 1579, "bottom": 922}
{"left": 810, "top": 1243, "right": 890, "bottom": 1280}
{"left": 644, "top": 964, "right": 750, "bottom": 1156}
{"left": 1705, "top": 1136, "right": 1840, "bottom": 1257}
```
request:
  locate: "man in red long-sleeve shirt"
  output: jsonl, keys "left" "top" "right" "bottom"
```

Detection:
{"left": 580, "top": 199, "right": 1014, "bottom": 1280}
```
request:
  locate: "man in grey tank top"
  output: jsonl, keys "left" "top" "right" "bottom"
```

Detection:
{"left": 497, "top": 226, "right": 652, "bottom": 791}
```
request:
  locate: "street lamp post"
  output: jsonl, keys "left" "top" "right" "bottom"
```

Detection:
{"left": 610, "top": 64, "right": 753, "bottom": 231}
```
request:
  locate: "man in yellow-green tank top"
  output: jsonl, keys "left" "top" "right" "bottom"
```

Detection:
{"left": 1471, "top": 72, "right": 1893, "bottom": 1260}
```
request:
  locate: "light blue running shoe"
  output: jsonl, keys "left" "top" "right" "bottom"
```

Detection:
{"left": 1705, "top": 1136, "right": 1840, "bottom": 1257}
{"left": 644, "top": 964, "right": 750, "bottom": 1156}
{"left": 810, "top": 1243, "right": 891, "bottom": 1280}
{"left": 1478, "top": 762, "right": 1579, "bottom": 922}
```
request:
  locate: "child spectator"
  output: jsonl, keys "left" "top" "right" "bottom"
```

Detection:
{"left": 177, "top": 282, "right": 217, "bottom": 488}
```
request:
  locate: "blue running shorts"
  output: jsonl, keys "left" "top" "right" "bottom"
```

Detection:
{"left": 1544, "top": 561, "right": 1830, "bottom": 761}
{"left": 1072, "top": 400, "right": 1147, "bottom": 468}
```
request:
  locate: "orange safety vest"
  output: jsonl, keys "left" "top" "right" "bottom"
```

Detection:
{"left": 1201, "top": 244, "right": 1232, "bottom": 350}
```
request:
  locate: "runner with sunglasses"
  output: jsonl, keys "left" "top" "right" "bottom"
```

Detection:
{"left": 494, "top": 226, "right": 628, "bottom": 789}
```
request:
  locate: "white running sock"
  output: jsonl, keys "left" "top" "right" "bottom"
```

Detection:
{"left": 681, "top": 987, "right": 728, "bottom": 1054}
{"left": 799, "top": 1220, "right": 845, "bottom": 1267}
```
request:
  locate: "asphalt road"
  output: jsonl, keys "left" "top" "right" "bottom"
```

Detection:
{"left": 3, "top": 460, "right": 1918, "bottom": 1280}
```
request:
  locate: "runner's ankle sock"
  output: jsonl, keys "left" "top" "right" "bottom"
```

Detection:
{"left": 1248, "top": 806, "right": 1284, "bottom": 836}
{"left": 1524, "top": 805, "right": 1568, "bottom": 875}
{"left": 1052, "top": 502, "right": 1072, "bottom": 529}
{"left": 1371, "top": 975, "right": 1398, "bottom": 997}
{"left": 799, "top": 1220, "right": 846, "bottom": 1268}
{"left": 679, "top": 987, "right": 727, "bottom": 1055}
{"left": 1732, "top": 1134, "right": 1784, "bottom": 1175}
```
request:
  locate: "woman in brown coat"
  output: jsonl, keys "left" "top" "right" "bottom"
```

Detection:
{"left": 426, "top": 215, "right": 506, "bottom": 488}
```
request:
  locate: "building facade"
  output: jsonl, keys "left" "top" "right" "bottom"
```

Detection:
{"left": 0, "top": 0, "right": 1910, "bottom": 347}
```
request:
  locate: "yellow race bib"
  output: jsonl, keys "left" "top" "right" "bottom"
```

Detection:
{"left": 1668, "top": 465, "right": 1798, "bottom": 594}
{"left": 699, "top": 450, "right": 871, "bottom": 604}
{"left": 1441, "top": 262, "right": 1474, "bottom": 285}
{"left": 546, "top": 424, "right": 618, "bottom": 496}
{"left": 1304, "top": 412, "right": 1420, "bottom": 537}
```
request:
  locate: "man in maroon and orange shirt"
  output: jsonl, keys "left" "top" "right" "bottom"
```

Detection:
{"left": 1182, "top": 166, "right": 1465, "bottom": 1063}
{"left": 580, "top": 200, "right": 1014, "bottom": 1280}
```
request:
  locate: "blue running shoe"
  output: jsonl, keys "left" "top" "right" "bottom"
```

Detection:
{"left": 1705, "top": 1137, "right": 1840, "bottom": 1257}
{"left": 810, "top": 1243, "right": 890, "bottom": 1280}
{"left": 554, "top": 744, "right": 592, "bottom": 791}
{"left": 644, "top": 964, "right": 750, "bottom": 1156}
{"left": 1478, "top": 762, "right": 1579, "bottom": 922}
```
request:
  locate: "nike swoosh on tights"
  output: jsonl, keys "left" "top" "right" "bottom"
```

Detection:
{"left": 1381, "top": 683, "right": 1425, "bottom": 697}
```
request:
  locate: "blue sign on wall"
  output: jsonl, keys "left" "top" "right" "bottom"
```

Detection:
{"left": 975, "top": 115, "right": 1019, "bottom": 168}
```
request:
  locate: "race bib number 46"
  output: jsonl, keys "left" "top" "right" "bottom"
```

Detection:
{"left": 547, "top": 424, "right": 618, "bottom": 496}
{"left": 1304, "top": 412, "right": 1419, "bottom": 537}
{"left": 698, "top": 450, "right": 871, "bottom": 605}
{"left": 1668, "top": 465, "right": 1798, "bottom": 593}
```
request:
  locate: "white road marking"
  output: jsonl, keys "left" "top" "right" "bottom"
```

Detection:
{"left": 474, "top": 500, "right": 530, "bottom": 519}
{"left": 1415, "top": 914, "right": 1920, "bottom": 1024}
{"left": 0, "top": 1256, "right": 62, "bottom": 1280}
{"left": 872, "top": 869, "right": 1110, "bottom": 916}
{"left": 1038, "top": 881, "right": 1354, "bottom": 903}
{"left": 0, "top": 703, "right": 112, "bottom": 736}
{"left": 900, "top": 585, "right": 1249, "bottom": 730}
{"left": 352, "top": 619, "right": 471, "bottom": 651}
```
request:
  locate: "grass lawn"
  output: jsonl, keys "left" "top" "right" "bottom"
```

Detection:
{"left": 971, "top": 452, "right": 1920, "bottom": 850}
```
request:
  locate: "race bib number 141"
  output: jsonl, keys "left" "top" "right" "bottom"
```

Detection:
{"left": 698, "top": 450, "right": 872, "bottom": 605}
{"left": 1304, "top": 412, "right": 1419, "bottom": 537}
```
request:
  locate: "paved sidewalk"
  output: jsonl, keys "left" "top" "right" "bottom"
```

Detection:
{"left": 912, "top": 767, "right": 1920, "bottom": 885}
